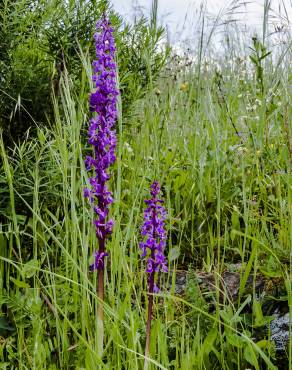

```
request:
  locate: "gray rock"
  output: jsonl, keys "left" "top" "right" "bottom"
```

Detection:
{"left": 167, "top": 271, "right": 187, "bottom": 295}
{"left": 270, "top": 313, "right": 291, "bottom": 352}
{"left": 174, "top": 272, "right": 187, "bottom": 295}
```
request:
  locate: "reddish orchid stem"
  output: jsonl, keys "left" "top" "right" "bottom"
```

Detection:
{"left": 144, "top": 279, "right": 154, "bottom": 369}
{"left": 144, "top": 247, "right": 155, "bottom": 369}
{"left": 97, "top": 269, "right": 104, "bottom": 356}
{"left": 97, "top": 238, "right": 105, "bottom": 356}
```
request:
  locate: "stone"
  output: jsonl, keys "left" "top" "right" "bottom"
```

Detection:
{"left": 270, "top": 312, "right": 291, "bottom": 352}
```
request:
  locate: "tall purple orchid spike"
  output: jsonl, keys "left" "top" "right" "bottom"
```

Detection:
{"left": 84, "top": 16, "right": 119, "bottom": 356}
{"left": 84, "top": 17, "right": 119, "bottom": 270}
{"left": 140, "top": 181, "right": 168, "bottom": 369}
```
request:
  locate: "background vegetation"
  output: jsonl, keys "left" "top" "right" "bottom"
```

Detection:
{"left": 0, "top": 0, "right": 291, "bottom": 369}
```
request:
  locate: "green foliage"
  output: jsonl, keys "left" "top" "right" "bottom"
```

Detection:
{"left": 0, "top": 0, "right": 167, "bottom": 144}
{"left": 0, "top": 0, "right": 53, "bottom": 141}
{"left": 249, "top": 36, "right": 271, "bottom": 95}
{"left": 117, "top": 17, "right": 169, "bottom": 115}
{"left": 185, "top": 268, "right": 210, "bottom": 334}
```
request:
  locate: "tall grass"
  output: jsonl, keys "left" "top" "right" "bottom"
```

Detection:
{"left": 0, "top": 0, "right": 291, "bottom": 369}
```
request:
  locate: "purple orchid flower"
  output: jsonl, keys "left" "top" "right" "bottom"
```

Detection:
{"left": 84, "top": 17, "right": 119, "bottom": 271}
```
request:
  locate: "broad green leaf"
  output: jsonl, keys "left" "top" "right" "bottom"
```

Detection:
{"left": 10, "top": 277, "right": 30, "bottom": 289}
{"left": 169, "top": 247, "right": 180, "bottom": 261}
{"left": 22, "top": 259, "right": 39, "bottom": 278}
{"left": 256, "top": 339, "right": 271, "bottom": 349}
{"left": 219, "top": 310, "right": 230, "bottom": 323}
{"left": 231, "top": 210, "right": 240, "bottom": 230}
{"left": 253, "top": 300, "right": 265, "bottom": 327}
{"left": 202, "top": 327, "right": 218, "bottom": 356}
{"left": 239, "top": 241, "right": 257, "bottom": 297}
{"left": 226, "top": 333, "right": 245, "bottom": 348}
{"left": 260, "top": 269, "right": 282, "bottom": 278}
{"left": 244, "top": 344, "right": 259, "bottom": 370}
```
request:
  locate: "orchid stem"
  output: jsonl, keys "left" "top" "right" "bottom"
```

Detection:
{"left": 97, "top": 268, "right": 104, "bottom": 358}
{"left": 144, "top": 272, "right": 154, "bottom": 370}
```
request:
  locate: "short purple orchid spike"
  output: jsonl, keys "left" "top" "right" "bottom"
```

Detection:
{"left": 140, "top": 181, "right": 168, "bottom": 368}
{"left": 84, "top": 17, "right": 119, "bottom": 272}
{"left": 140, "top": 181, "right": 168, "bottom": 287}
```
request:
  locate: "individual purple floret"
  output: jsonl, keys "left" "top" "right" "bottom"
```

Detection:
{"left": 84, "top": 17, "right": 119, "bottom": 271}
{"left": 89, "top": 251, "right": 109, "bottom": 272}
{"left": 140, "top": 181, "right": 168, "bottom": 289}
